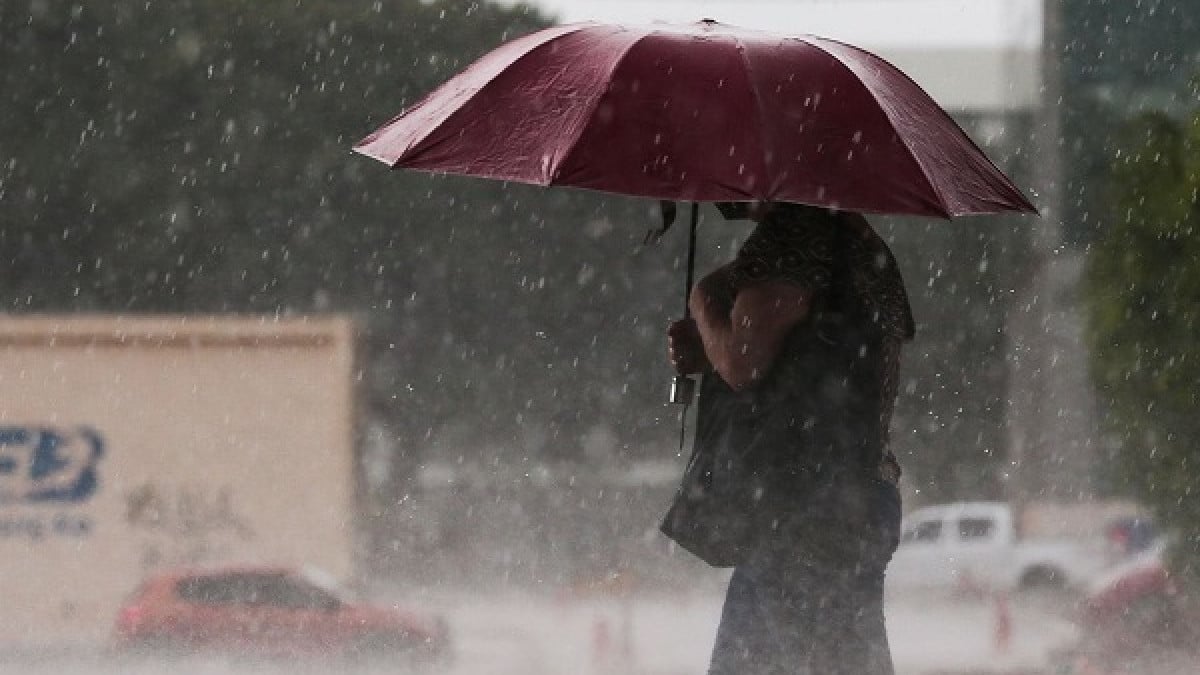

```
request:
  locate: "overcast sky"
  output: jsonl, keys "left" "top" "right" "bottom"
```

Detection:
{"left": 505, "top": 0, "right": 1042, "bottom": 49}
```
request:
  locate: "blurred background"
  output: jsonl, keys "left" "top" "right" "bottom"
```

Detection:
{"left": 1, "top": 1, "right": 1197, "bottom": 673}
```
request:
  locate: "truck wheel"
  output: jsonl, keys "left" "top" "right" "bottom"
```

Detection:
{"left": 1019, "top": 566, "right": 1064, "bottom": 590}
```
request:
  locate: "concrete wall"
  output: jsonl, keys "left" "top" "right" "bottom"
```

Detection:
{"left": 881, "top": 47, "right": 1039, "bottom": 113}
{"left": 0, "top": 315, "right": 356, "bottom": 645}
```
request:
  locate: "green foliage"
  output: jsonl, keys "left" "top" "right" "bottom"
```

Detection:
{"left": 0, "top": 0, "right": 1036, "bottom": 518}
{"left": 1084, "top": 108, "right": 1200, "bottom": 575}
{"left": 0, "top": 0, "right": 676, "bottom": 490}
{"left": 1060, "top": 0, "right": 1199, "bottom": 246}
{"left": 1, "top": 0, "right": 548, "bottom": 309}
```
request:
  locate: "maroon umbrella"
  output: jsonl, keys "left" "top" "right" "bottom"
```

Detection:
{"left": 354, "top": 19, "right": 1036, "bottom": 407}
{"left": 354, "top": 19, "right": 1035, "bottom": 217}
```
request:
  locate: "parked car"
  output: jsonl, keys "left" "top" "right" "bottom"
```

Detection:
{"left": 886, "top": 501, "right": 1113, "bottom": 594}
{"left": 1080, "top": 539, "right": 1177, "bottom": 649}
{"left": 113, "top": 565, "right": 451, "bottom": 664}
{"left": 1050, "top": 539, "right": 1189, "bottom": 674}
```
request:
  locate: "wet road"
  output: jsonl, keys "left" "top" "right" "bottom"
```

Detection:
{"left": 0, "top": 592, "right": 1097, "bottom": 675}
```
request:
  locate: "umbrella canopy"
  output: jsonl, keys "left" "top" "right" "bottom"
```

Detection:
{"left": 354, "top": 19, "right": 1036, "bottom": 218}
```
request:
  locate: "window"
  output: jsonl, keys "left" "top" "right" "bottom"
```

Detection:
{"left": 902, "top": 519, "right": 942, "bottom": 544}
{"left": 958, "top": 518, "right": 995, "bottom": 541}
{"left": 256, "top": 575, "right": 341, "bottom": 611}
{"left": 176, "top": 572, "right": 342, "bottom": 609}
{"left": 176, "top": 574, "right": 268, "bottom": 605}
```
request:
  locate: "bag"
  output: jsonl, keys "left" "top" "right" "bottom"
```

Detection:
{"left": 658, "top": 374, "right": 757, "bottom": 567}
{"left": 657, "top": 317, "right": 846, "bottom": 568}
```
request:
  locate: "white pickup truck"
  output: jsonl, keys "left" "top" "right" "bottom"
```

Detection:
{"left": 886, "top": 501, "right": 1116, "bottom": 594}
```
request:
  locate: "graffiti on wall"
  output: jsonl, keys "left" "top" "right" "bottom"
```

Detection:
{"left": 0, "top": 427, "right": 102, "bottom": 541}
{"left": 125, "top": 482, "right": 256, "bottom": 569}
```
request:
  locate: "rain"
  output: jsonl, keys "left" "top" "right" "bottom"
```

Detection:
{"left": 0, "top": 1, "right": 1197, "bottom": 674}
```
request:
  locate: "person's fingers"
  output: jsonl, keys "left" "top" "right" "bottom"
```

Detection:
{"left": 667, "top": 318, "right": 705, "bottom": 374}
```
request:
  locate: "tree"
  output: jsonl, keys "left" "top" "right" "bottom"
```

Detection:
{"left": 1061, "top": 0, "right": 1199, "bottom": 247}
{"left": 0, "top": 0, "right": 677, "bottom": 543}
{"left": 1084, "top": 103, "right": 1200, "bottom": 576}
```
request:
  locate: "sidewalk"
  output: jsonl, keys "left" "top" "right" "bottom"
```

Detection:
{"left": 0, "top": 589, "right": 1082, "bottom": 675}
{"left": 888, "top": 593, "right": 1078, "bottom": 675}
{"left": 429, "top": 588, "right": 1080, "bottom": 675}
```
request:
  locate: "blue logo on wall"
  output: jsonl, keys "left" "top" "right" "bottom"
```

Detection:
{"left": 0, "top": 427, "right": 104, "bottom": 503}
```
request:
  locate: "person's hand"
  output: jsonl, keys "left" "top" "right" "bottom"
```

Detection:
{"left": 667, "top": 318, "right": 708, "bottom": 375}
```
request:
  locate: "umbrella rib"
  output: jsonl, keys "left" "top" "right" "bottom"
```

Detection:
{"left": 800, "top": 38, "right": 952, "bottom": 218}
{"left": 731, "top": 36, "right": 774, "bottom": 200}
{"left": 546, "top": 35, "right": 648, "bottom": 186}
{"left": 354, "top": 22, "right": 595, "bottom": 171}
{"left": 817, "top": 38, "right": 1037, "bottom": 215}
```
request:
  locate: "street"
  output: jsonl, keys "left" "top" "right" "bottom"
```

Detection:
{"left": 0, "top": 589, "right": 1085, "bottom": 675}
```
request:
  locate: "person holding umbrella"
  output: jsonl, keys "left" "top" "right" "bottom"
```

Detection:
{"left": 666, "top": 201, "right": 914, "bottom": 675}
{"left": 354, "top": 17, "right": 1034, "bottom": 673}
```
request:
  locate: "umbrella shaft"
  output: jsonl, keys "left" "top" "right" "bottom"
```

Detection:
{"left": 683, "top": 202, "right": 699, "bottom": 318}
{"left": 672, "top": 203, "right": 700, "bottom": 410}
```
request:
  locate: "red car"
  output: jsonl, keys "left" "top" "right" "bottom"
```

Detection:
{"left": 113, "top": 566, "right": 451, "bottom": 664}
{"left": 1054, "top": 541, "right": 1182, "bottom": 673}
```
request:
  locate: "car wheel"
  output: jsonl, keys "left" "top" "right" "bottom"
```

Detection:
{"left": 124, "top": 635, "right": 189, "bottom": 661}
{"left": 349, "top": 632, "right": 408, "bottom": 665}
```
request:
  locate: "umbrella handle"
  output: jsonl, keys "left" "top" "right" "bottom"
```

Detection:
{"left": 670, "top": 203, "right": 700, "bottom": 406}
{"left": 669, "top": 374, "right": 696, "bottom": 406}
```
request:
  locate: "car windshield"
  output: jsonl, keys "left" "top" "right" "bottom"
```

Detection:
{"left": 175, "top": 571, "right": 340, "bottom": 610}
{"left": 258, "top": 574, "right": 341, "bottom": 610}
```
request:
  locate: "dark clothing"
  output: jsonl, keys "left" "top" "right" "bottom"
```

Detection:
{"left": 661, "top": 205, "right": 914, "bottom": 674}
{"left": 728, "top": 205, "right": 914, "bottom": 469}
{"left": 663, "top": 206, "right": 912, "bottom": 560}
{"left": 709, "top": 480, "right": 901, "bottom": 675}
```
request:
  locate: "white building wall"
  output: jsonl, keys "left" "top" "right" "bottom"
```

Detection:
{"left": 0, "top": 316, "right": 356, "bottom": 645}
